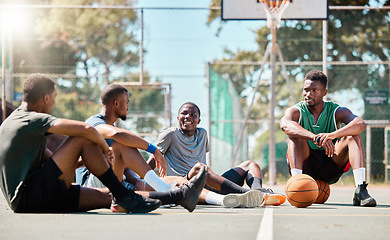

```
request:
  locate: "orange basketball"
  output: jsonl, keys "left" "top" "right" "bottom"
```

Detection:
{"left": 285, "top": 174, "right": 319, "bottom": 208}
{"left": 315, "top": 179, "right": 330, "bottom": 204}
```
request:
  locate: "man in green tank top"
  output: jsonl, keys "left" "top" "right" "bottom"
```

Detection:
{"left": 280, "top": 70, "right": 376, "bottom": 207}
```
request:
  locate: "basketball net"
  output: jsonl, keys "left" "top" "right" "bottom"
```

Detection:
{"left": 258, "top": 0, "right": 290, "bottom": 28}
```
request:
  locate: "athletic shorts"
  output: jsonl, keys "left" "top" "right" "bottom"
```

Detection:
{"left": 221, "top": 168, "right": 245, "bottom": 187}
{"left": 15, "top": 157, "right": 80, "bottom": 213}
{"left": 205, "top": 168, "right": 245, "bottom": 194}
{"left": 288, "top": 148, "right": 351, "bottom": 184}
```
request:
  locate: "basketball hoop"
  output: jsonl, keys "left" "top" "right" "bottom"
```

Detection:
{"left": 258, "top": 0, "right": 290, "bottom": 28}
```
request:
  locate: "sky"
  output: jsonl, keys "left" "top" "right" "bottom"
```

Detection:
{"left": 135, "top": 0, "right": 266, "bottom": 129}
{"left": 134, "top": 0, "right": 385, "bottom": 129}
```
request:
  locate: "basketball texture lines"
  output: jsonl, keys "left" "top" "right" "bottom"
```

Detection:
{"left": 285, "top": 174, "right": 319, "bottom": 208}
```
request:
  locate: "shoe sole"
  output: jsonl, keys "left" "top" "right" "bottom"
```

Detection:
{"left": 111, "top": 203, "right": 162, "bottom": 213}
{"left": 263, "top": 193, "right": 286, "bottom": 206}
{"left": 111, "top": 204, "right": 127, "bottom": 213}
{"left": 353, "top": 197, "right": 377, "bottom": 207}
{"left": 114, "top": 199, "right": 162, "bottom": 213}
{"left": 223, "top": 190, "right": 264, "bottom": 208}
{"left": 180, "top": 166, "right": 208, "bottom": 212}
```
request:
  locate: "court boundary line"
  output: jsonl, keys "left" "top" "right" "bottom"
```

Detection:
{"left": 256, "top": 206, "right": 273, "bottom": 240}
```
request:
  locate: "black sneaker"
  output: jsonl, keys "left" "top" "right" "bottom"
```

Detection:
{"left": 114, "top": 193, "right": 161, "bottom": 213}
{"left": 177, "top": 165, "right": 208, "bottom": 212}
{"left": 353, "top": 182, "right": 377, "bottom": 207}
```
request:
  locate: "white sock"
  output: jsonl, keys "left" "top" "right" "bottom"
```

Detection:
{"left": 353, "top": 168, "right": 366, "bottom": 187}
{"left": 291, "top": 168, "right": 302, "bottom": 176}
{"left": 143, "top": 170, "right": 170, "bottom": 192}
{"left": 205, "top": 191, "right": 224, "bottom": 206}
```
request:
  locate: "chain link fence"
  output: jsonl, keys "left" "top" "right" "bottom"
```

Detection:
{"left": 210, "top": 60, "right": 390, "bottom": 184}
{"left": 1, "top": 5, "right": 170, "bottom": 144}
{"left": 1, "top": 4, "right": 390, "bottom": 183}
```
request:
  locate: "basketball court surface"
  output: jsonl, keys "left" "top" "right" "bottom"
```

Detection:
{"left": 1, "top": 184, "right": 389, "bottom": 240}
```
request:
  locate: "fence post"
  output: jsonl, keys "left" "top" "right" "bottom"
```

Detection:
{"left": 366, "top": 125, "right": 371, "bottom": 181}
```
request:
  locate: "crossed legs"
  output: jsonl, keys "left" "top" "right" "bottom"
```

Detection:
{"left": 110, "top": 141, "right": 152, "bottom": 181}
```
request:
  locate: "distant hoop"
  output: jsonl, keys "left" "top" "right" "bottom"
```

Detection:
{"left": 258, "top": 0, "right": 291, "bottom": 28}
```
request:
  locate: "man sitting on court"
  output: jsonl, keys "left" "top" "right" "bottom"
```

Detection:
{"left": 148, "top": 102, "right": 286, "bottom": 207}
{"left": 279, "top": 69, "right": 376, "bottom": 207}
{"left": 0, "top": 74, "right": 161, "bottom": 213}
{"left": 75, "top": 84, "right": 207, "bottom": 212}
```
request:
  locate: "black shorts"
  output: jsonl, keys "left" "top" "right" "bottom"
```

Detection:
{"left": 205, "top": 168, "right": 245, "bottom": 194}
{"left": 221, "top": 168, "right": 245, "bottom": 187}
{"left": 15, "top": 157, "right": 80, "bottom": 213}
{"left": 288, "top": 149, "right": 350, "bottom": 184}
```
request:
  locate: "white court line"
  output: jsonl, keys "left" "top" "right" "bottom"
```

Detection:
{"left": 256, "top": 207, "right": 273, "bottom": 240}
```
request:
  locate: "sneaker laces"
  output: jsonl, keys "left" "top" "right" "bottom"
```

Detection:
{"left": 356, "top": 182, "right": 371, "bottom": 199}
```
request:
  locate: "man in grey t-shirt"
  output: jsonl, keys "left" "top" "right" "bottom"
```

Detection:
{"left": 148, "top": 102, "right": 286, "bottom": 207}
{"left": 156, "top": 126, "right": 209, "bottom": 177}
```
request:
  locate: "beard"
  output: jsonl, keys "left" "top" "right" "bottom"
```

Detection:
{"left": 305, "top": 98, "right": 316, "bottom": 107}
{"left": 119, "top": 114, "right": 127, "bottom": 121}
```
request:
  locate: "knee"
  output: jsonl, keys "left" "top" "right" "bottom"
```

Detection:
{"left": 110, "top": 141, "right": 126, "bottom": 152}
{"left": 288, "top": 136, "right": 308, "bottom": 148}
{"left": 340, "top": 135, "right": 361, "bottom": 143}
{"left": 240, "top": 160, "right": 261, "bottom": 171}
{"left": 192, "top": 162, "right": 206, "bottom": 172}
{"left": 188, "top": 162, "right": 206, "bottom": 179}
{"left": 68, "top": 136, "right": 94, "bottom": 147}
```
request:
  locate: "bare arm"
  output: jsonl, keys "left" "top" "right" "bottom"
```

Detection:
{"left": 95, "top": 124, "right": 167, "bottom": 177}
{"left": 280, "top": 106, "right": 317, "bottom": 142}
{"left": 335, "top": 107, "right": 366, "bottom": 136}
{"left": 315, "top": 107, "right": 366, "bottom": 142}
{"left": 310, "top": 107, "right": 365, "bottom": 157}
{"left": 96, "top": 124, "right": 150, "bottom": 150}
{"left": 147, "top": 155, "right": 156, "bottom": 170}
{"left": 47, "top": 119, "right": 110, "bottom": 154}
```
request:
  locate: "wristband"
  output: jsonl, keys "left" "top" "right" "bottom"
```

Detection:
{"left": 146, "top": 142, "right": 157, "bottom": 154}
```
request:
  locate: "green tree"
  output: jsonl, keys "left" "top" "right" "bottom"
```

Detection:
{"left": 7, "top": 0, "right": 167, "bottom": 130}
{"left": 35, "top": 0, "right": 140, "bottom": 88}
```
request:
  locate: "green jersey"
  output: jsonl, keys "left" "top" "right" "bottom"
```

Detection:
{"left": 294, "top": 101, "right": 340, "bottom": 150}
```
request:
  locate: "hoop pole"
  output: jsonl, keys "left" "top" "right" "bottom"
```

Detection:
{"left": 231, "top": 44, "right": 272, "bottom": 167}
{"left": 268, "top": 23, "right": 277, "bottom": 185}
{"left": 322, "top": 20, "right": 328, "bottom": 76}
{"left": 139, "top": 8, "right": 144, "bottom": 84}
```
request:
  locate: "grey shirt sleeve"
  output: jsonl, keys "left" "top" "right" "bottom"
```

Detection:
{"left": 156, "top": 127, "right": 173, "bottom": 154}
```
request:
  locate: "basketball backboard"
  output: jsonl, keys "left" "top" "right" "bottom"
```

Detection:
{"left": 221, "top": 0, "right": 329, "bottom": 20}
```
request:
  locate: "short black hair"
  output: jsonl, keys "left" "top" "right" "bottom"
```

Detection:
{"left": 23, "top": 74, "right": 55, "bottom": 103}
{"left": 305, "top": 70, "right": 328, "bottom": 88}
{"left": 101, "top": 84, "right": 128, "bottom": 105}
{"left": 178, "top": 102, "right": 201, "bottom": 117}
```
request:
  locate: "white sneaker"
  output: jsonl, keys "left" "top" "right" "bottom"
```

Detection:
{"left": 223, "top": 190, "right": 264, "bottom": 208}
